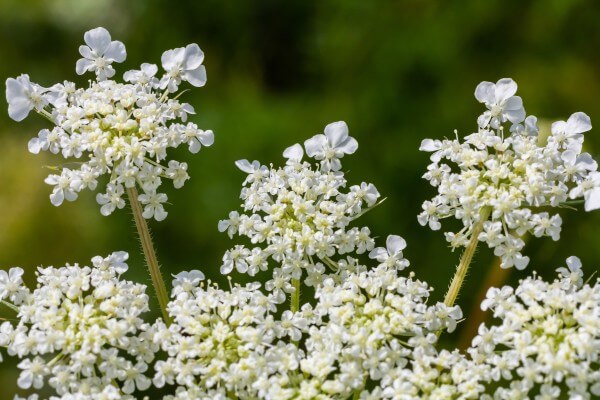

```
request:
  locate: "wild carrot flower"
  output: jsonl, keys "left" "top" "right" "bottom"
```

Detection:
{"left": 5, "top": 27, "right": 213, "bottom": 220}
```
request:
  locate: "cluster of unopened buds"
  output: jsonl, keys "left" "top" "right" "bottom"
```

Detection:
{"left": 2, "top": 28, "right": 599, "bottom": 400}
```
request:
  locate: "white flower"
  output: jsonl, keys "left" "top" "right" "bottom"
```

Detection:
{"left": 549, "top": 112, "right": 592, "bottom": 151}
{"left": 44, "top": 168, "right": 79, "bottom": 206}
{"left": 5, "top": 74, "right": 48, "bottom": 121}
{"left": 304, "top": 121, "right": 358, "bottom": 171}
{"left": 171, "top": 270, "right": 205, "bottom": 295}
{"left": 76, "top": 27, "right": 126, "bottom": 80}
{"left": 123, "top": 63, "right": 159, "bottom": 85}
{"left": 369, "top": 235, "right": 410, "bottom": 270}
{"left": 160, "top": 43, "right": 207, "bottom": 92}
{"left": 0, "top": 267, "right": 24, "bottom": 301}
{"left": 166, "top": 160, "right": 190, "bottom": 189}
{"left": 475, "top": 78, "right": 525, "bottom": 129}
{"left": 96, "top": 184, "right": 126, "bottom": 216}
{"left": 138, "top": 191, "right": 168, "bottom": 221}
{"left": 511, "top": 115, "right": 539, "bottom": 136}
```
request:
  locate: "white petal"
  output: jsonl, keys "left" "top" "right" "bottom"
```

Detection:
{"left": 551, "top": 120, "right": 566, "bottom": 135}
{"left": 283, "top": 143, "right": 303, "bottom": 161}
{"left": 78, "top": 45, "right": 94, "bottom": 59}
{"left": 368, "top": 247, "right": 387, "bottom": 260}
{"left": 28, "top": 137, "right": 43, "bottom": 154}
{"left": 161, "top": 47, "right": 184, "bottom": 70}
{"left": 84, "top": 27, "right": 112, "bottom": 53}
{"left": 183, "top": 65, "right": 207, "bottom": 87}
{"left": 324, "top": 121, "right": 349, "bottom": 148}
{"left": 503, "top": 95, "right": 523, "bottom": 111}
{"left": 419, "top": 138, "right": 440, "bottom": 152}
{"left": 565, "top": 256, "right": 582, "bottom": 272}
{"left": 154, "top": 207, "right": 168, "bottom": 221}
{"left": 183, "top": 43, "right": 204, "bottom": 69}
{"left": 566, "top": 112, "right": 592, "bottom": 134}
{"left": 513, "top": 254, "right": 530, "bottom": 270}
{"left": 337, "top": 136, "right": 358, "bottom": 154}
{"left": 199, "top": 130, "right": 214, "bottom": 146}
{"left": 474, "top": 81, "right": 495, "bottom": 104}
{"left": 577, "top": 153, "right": 597, "bottom": 171}
{"left": 8, "top": 99, "right": 32, "bottom": 121}
{"left": 561, "top": 150, "right": 577, "bottom": 165}
{"left": 104, "top": 41, "right": 127, "bottom": 62}
{"left": 304, "top": 134, "right": 327, "bottom": 157}
{"left": 235, "top": 159, "right": 254, "bottom": 173}
{"left": 386, "top": 235, "right": 407, "bottom": 255}
{"left": 584, "top": 187, "right": 600, "bottom": 211}
{"left": 76, "top": 58, "right": 94, "bottom": 75}
{"left": 494, "top": 78, "right": 518, "bottom": 102}
{"left": 50, "top": 190, "right": 64, "bottom": 206}
{"left": 6, "top": 76, "right": 26, "bottom": 102}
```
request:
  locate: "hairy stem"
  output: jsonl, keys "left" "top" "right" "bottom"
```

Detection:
{"left": 291, "top": 278, "right": 301, "bottom": 313}
{"left": 126, "top": 186, "right": 172, "bottom": 325}
{"left": 443, "top": 207, "right": 492, "bottom": 308}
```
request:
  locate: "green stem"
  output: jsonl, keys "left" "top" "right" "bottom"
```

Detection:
{"left": 291, "top": 278, "right": 301, "bottom": 313}
{"left": 0, "top": 300, "right": 19, "bottom": 313}
{"left": 126, "top": 186, "right": 172, "bottom": 325}
{"left": 443, "top": 207, "right": 492, "bottom": 308}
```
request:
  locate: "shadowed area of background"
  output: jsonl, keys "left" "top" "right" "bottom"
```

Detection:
{"left": 1, "top": 0, "right": 600, "bottom": 397}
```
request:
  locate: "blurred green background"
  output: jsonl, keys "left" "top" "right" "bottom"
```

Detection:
{"left": 2, "top": 0, "right": 600, "bottom": 396}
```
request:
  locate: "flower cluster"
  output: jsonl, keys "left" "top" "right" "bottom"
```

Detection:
{"left": 152, "top": 262, "right": 465, "bottom": 399}
{"left": 419, "top": 78, "right": 599, "bottom": 269}
{"left": 218, "top": 121, "right": 406, "bottom": 302}
{"left": 152, "top": 279, "right": 303, "bottom": 399}
{"left": 468, "top": 257, "right": 600, "bottom": 399}
{"left": 5, "top": 27, "right": 213, "bottom": 221}
{"left": 301, "top": 265, "right": 467, "bottom": 399}
{"left": 0, "top": 252, "right": 157, "bottom": 399}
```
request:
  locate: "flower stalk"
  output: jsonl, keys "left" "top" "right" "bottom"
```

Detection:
{"left": 127, "top": 186, "right": 172, "bottom": 325}
{"left": 291, "top": 278, "right": 301, "bottom": 313}
{"left": 443, "top": 206, "right": 492, "bottom": 308}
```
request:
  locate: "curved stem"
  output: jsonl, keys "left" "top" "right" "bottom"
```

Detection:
{"left": 443, "top": 207, "right": 491, "bottom": 308}
{"left": 126, "top": 186, "right": 172, "bottom": 325}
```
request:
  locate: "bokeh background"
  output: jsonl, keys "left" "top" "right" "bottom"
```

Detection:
{"left": 2, "top": 0, "right": 600, "bottom": 396}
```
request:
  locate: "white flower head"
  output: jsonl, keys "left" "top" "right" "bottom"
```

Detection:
{"left": 1, "top": 253, "right": 156, "bottom": 397}
{"left": 7, "top": 27, "right": 213, "bottom": 221}
{"left": 76, "top": 27, "right": 126, "bottom": 80}
{"left": 420, "top": 78, "right": 599, "bottom": 270}
{"left": 304, "top": 121, "right": 358, "bottom": 171}
{"left": 475, "top": 78, "right": 525, "bottom": 129}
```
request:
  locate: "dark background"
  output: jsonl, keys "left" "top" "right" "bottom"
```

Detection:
{"left": 2, "top": 0, "right": 600, "bottom": 396}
